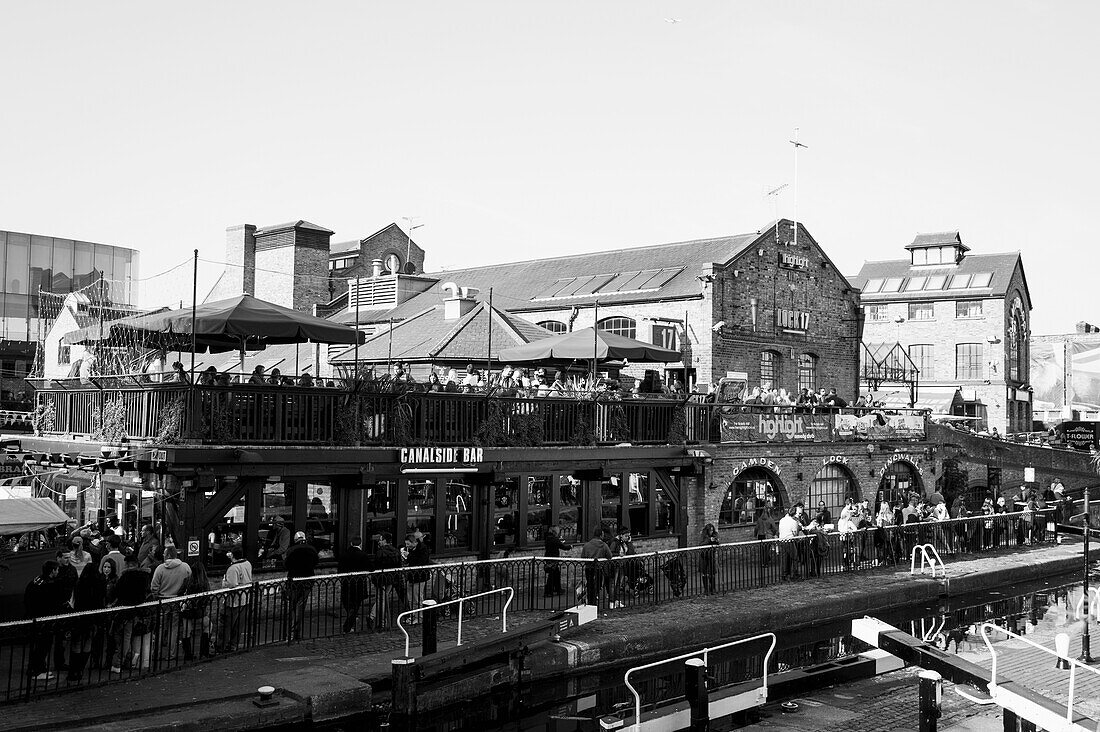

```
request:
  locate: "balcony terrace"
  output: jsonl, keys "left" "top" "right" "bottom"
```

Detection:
{"left": 27, "top": 377, "right": 928, "bottom": 447}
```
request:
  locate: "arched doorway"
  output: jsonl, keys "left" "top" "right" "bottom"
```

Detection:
{"left": 809, "top": 464, "right": 861, "bottom": 524}
{"left": 879, "top": 460, "right": 923, "bottom": 509}
{"left": 718, "top": 467, "right": 785, "bottom": 527}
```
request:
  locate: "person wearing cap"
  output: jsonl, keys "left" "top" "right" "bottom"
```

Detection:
{"left": 283, "top": 531, "right": 319, "bottom": 642}
{"left": 262, "top": 516, "right": 291, "bottom": 566}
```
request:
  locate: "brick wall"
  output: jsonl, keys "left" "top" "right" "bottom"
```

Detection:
{"left": 208, "top": 224, "right": 256, "bottom": 301}
{"left": 254, "top": 225, "right": 332, "bottom": 312}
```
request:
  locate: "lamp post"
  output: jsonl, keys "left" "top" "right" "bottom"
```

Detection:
{"left": 1083, "top": 486, "right": 1093, "bottom": 663}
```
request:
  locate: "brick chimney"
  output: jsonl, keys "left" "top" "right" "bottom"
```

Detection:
{"left": 206, "top": 224, "right": 256, "bottom": 301}
{"left": 253, "top": 220, "right": 333, "bottom": 311}
{"left": 441, "top": 281, "right": 480, "bottom": 320}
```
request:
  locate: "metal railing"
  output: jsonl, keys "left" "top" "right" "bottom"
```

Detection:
{"left": 980, "top": 621, "right": 1100, "bottom": 729}
{"left": 910, "top": 543, "right": 946, "bottom": 578}
{"left": 623, "top": 632, "right": 777, "bottom": 730}
{"left": 29, "top": 379, "right": 928, "bottom": 446}
{"left": 395, "top": 587, "right": 514, "bottom": 658}
{"left": 0, "top": 510, "right": 1055, "bottom": 704}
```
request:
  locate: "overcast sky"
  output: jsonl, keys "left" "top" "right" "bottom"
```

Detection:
{"left": 1, "top": 1, "right": 1095, "bottom": 334}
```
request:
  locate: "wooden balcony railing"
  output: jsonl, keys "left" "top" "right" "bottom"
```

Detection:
{"left": 28, "top": 379, "right": 928, "bottom": 447}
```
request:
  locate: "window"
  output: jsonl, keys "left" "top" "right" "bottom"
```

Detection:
{"left": 948, "top": 274, "right": 971, "bottom": 289}
{"left": 492, "top": 479, "right": 519, "bottom": 546}
{"left": 956, "top": 300, "right": 983, "bottom": 318}
{"left": 908, "top": 302, "right": 933, "bottom": 320}
{"left": 406, "top": 478, "right": 436, "bottom": 550}
{"left": 597, "top": 317, "right": 636, "bottom": 339}
{"left": 558, "top": 476, "right": 581, "bottom": 544}
{"left": 601, "top": 473, "right": 622, "bottom": 530}
{"left": 904, "top": 276, "right": 927, "bottom": 292}
{"left": 305, "top": 482, "right": 337, "bottom": 558}
{"left": 880, "top": 277, "right": 904, "bottom": 293}
{"left": 956, "top": 343, "right": 984, "bottom": 380}
{"left": 924, "top": 275, "right": 947, "bottom": 291}
{"left": 760, "top": 350, "right": 780, "bottom": 389}
{"left": 863, "top": 278, "right": 884, "bottom": 293}
{"left": 363, "top": 481, "right": 397, "bottom": 545}
{"left": 526, "top": 476, "right": 553, "bottom": 544}
{"left": 809, "top": 465, "right": 855, "bottom": 527}
{"left": 718, "top": 469, "right": 782, "bottom": 527}
{"left": 384, "top": 253, "right": 401, "bottom": 274}
{"left": 536, "top": 320, "right": 567, "bottom": 334}
{"left": 329, "top": 255, "right": 359, "bottom": 271}
{"left": 908, "top": 344, "right": 935, "bottom": 379}
{"left": 865, "top": 305, "right": 889, "bottom": 322}
{"left": 911, "top": 248, "right": 928, "bottom": 266}
{"left": 969, "top": 272, "right": 993, "bottom": 288}
{"left": 797, "top": 353, "right": 817, "bottom": 393}
{"left": 627, "top": 472, "right": 649, "bottom": 536}
{"left": 654, "top": 481, "right": 675, "bottom": 535}
{"left": 444, "top": 481, "right": 473, "bottom": 550}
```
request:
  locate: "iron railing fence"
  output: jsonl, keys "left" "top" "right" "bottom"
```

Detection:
{"left": 0, "top": 510, "right": 1055, "bottom": 704}
{"left": 29, "top": 380, "right": 928, "bottom": 446}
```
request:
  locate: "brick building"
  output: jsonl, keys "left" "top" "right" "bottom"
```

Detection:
{"left": 851, "top": 231, "right": 1033, "bottom": 435}
{"left": 332, "top": 219, "right": 862, "bottom": 395}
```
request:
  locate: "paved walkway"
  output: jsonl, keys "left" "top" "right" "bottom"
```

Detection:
{"left": 0, "top": 540, "right": 1094, "bottom": 731}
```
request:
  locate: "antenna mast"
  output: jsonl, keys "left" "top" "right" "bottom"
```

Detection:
{"left": 766, "top": 183, "right": 789, "bottom": 243}
{"left": 789, "top": 128, "right": 808, "bottom": 247}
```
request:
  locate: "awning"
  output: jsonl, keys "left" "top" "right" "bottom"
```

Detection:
{"left": 874, "top": 386, "right": 961, "bottom": 413}
{"left": 0, "top": 498, "right": 72, "bottom": 535}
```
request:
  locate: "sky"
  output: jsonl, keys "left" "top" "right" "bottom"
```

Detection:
{"left": 1, "top": 1, "right": 1096, "bottom": 334}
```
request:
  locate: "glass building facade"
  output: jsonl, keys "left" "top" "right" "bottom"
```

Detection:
{"left": 0, "top": 230, "right": 139, "bottom": 342}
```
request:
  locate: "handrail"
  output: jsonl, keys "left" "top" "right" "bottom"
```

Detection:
{"left": 623, "top": 631, "right": 777, "bottom": 730}
{"left": 1074, "top": 587, "right": 1100, "bottom": 622}
{"left": 910, "top": 543, "right": 946, "bottom": 578}
{"left": 979, "top": 621, "right": 1100, "bottom": 727}
{"left": 395, "top": 586, "right": 514, "bottom": 658}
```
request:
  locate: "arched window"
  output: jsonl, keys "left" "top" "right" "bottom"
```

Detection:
{"left": 718, "top": 468, "right": 783, "bottom": 526}
{"left": 384, "top": 253, "right": 402, "bottom": 274}
{"left": 797, "top": 353, "right": 817, "bottom": 393}
{"left": 809, "top": 464, "right": 857, "bottom": 524}
{"left": 597, "top": 317, "right": 636, "bottom": 339}
{"left": 760, "top": 350, "right": 781, "bottom": 389}
{"left": 879, "top": 461, "right": 921, "bottom": 509}
{"left": 536, "top": 320, "right": 567, "bottom": 334}
{"left": 1007, "top": 298, "right": 1027, "bottom": 383}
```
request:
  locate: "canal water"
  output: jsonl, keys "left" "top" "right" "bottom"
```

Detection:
{"left": 313, "top": 570, "right": 1099, "bottom": 732}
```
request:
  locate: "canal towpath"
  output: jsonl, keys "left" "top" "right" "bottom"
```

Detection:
{"left": 0, "top": 539, "right": 1096, "bottom": 732}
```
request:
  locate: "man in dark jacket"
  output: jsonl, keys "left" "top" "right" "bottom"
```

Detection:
{"left": 338, "top": 537, "right": 373, "bottom": 632}
{"left": 25, "top": 560, "right": 63, "bottom": 680}
{"left": 369, "top": 533, "right": 402, "bottom": 630}
{"left": 284, "top": 532, "right": 319, "bottom": 641}
{"left": 580, "top": 530, "right": 612, "bottom": 609}
{"left": 543, "top": 526, "right": 571, "bottom": 597}
{"left": 137, "top": 524, "right": 160, "bottom": 570}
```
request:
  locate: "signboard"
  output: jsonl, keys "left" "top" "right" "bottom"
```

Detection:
{"left": 187, "top": 539, "right": 200, "bottom": 556}
{"left": 733, "top": 457, "right": 783, "bottom": 476}
{"left": 1023, "top": 467, "right": 1036, "bottom": 483}
{"left": 0, "top": 459, "right": 24, "bottom": 478}
{"left": 1057, "top": 421, "right": 1099, "bottom": 452}
{"left": 720, "top": 413, "right": 833, "bottom": 443}
{"left": 776, "top": 308, "right": 810, "bottom": 333}
{"left": 879, "top": 453, "right": 924, "bottom": 477}
{"left": 399, "top": 447, "right": 485, "bottom": 465}
{"left": 778, "top": 252, "right": 810, "bottom": 271}
{"left": 835, "top": 413, "right": 926, "bottom": 440}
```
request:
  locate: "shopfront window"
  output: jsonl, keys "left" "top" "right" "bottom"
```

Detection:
{"left": 655, "top": 481, "right": 675, "bottom": 535}
{"left": 305, "top": 482, "right": 337, "bottom": 559}
{"left": 493, "top": 479, "right": 519, "bottom": 547}
{"left": 718, "top": 469, "right": 781, "bottom": 527}
{"left": 364, "top": 481, "right": 396, "bottom": 545}
{"left": 601, "top": 473, "right": 622, "bottom": 530}
{"left": 527, "top": 475, "right": 553, "bottom": 544}
{"left": 262, "top": 481, "right": 294, "bottom": 529}
{"left": 444, "top": 481, "right": 473, "bottom": 551}
{"left": 627, "top": 472, "right": 649, "bottom": 535}
{"left": 558, "top": 475, "right": 581, "bottom": 543}
{"left": 406, "top": 479, "right": 436, "bottom": 551}
{"left": 208, "top": 480, "right": 245, "bottom": 570}
{"left": 879, "top": 462, "right": 920, "bottom": 508}
{"left": 809, "top": 465, "right": 856, "bottom": 526}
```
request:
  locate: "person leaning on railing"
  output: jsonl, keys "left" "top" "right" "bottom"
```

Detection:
{"left": 217, "top": 546, "right": 253, "bottom": 653}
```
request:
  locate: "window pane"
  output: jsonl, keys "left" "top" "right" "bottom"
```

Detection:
{"left": 862, "top": 278, "right": 883, "bottom": 293}
{"left": 305, "top": 481, "right": 337, "bottom": 558}
{"left": 881, "top": 277, "right": 903, "bottom": 292}
{"left": 654, "top": 483, "right": 675, "bottom": 534}
{"left": 536, "top": 320, "right": 567, "bottom": 334}
{"left": 601, "top": 474, "right": 622, "bottom": 529}
{"left": 924, "top": 275, "right": 946, "bottom": 290}
{"left": 30, "top": 236, "right": 53, "bottom": 297}
{"left": 558, "top": 475, "right": 581, "bottom": 544}
{"left": 909, "top": 344, "right": 934, "bottom": 379}
{"left": 627, "top": 472, "right": 649, "bottom": 535}
{"left": 969, "top": 272, "right": 993, "bottom": 288}
{"left": 597, "top": 317, "right": 636, "bottom": 339}
{"left": 6, "top": 233, "right": 29, "bottom": 295}
{"left": 73, "top": 241, "right": 94, "bottom": 289}
{"left": 956, "top": 343, "right": 983, "bottom": 379}
{"left": 364, "top": 480, "right": 397, "bottom": 544}
{"left": 908, "top": 302, "right": 933, "bottom": 320}
{"left": 911, "top": 248, "right": 928, "bottom": 265}
{"left": 808, "top": 465, "right": 854, "bottom": 528}
{"left": 903, "top": 276, "right": 926, "bottom": 292}
{"left": 526, "top": 476, "right": 552, "bottom": 544}
{"left": 956, "top": 300, "right": 983, "bottom": 318}
{"left": 406, "top": 479, "right": 436, "bottom": 550}
{"left": 948, "top": 274, "right": 971, "bottom": 289}
{"left": 760, "top": 350, "right": 778, "bottom": 388}
{"left": 492, "top": 478, "right": 519, "bottom": 547}
{"left": 797, "top": 353, "right": 817, "bottom": 392}
{"left": 52, "top": 239, "right": 73, "bottom": 293}
{"left": 444, "top": 481, "right": 473, "bottom": 550}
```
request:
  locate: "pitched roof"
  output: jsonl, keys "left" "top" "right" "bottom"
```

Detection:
{"left": 254, "top": 220, "right": 334, "bottom": 236}
{"left": 851, "top": 252, "right": 1024, "bottom": 301}
{"left": 329, "top": 302, "right": 555, "bottom": 364}
{"left": 906, "top": 231, "right": 969, "bottom": 251}
{"left": 326, "top": 228, "right": 767, "bottom": 326}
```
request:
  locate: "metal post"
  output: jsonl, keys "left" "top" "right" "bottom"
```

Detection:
{"left": 486, "top": 288, "right": 493, "bottom": 384}
{"left": 391, "top": 657, "right": 417, "bottom": 719}
{"left": 421, "top": 599, "right": 438, "bottom": 656}
{"left": 1082, "top": 486, "right": 1093, "bottom": 663}
{"left": 918, "top": 669, "right": 941, "bottom": 732}
{"left": 684, "top": 657, "right": 709, "bottom": 732}
{"left": 354, "top": 276, "right": 360, "bottom": 377}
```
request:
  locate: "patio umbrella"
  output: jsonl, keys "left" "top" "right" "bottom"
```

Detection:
{"left": 497, "top": 326, "right": 681, "bottom": 363}
{"left": 63, "top": 294, "right": 364, "bottom": 371}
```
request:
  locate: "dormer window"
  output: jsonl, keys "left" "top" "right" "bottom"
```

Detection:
{"left": 910, "top": 243, "right": 965, "bottom": 266}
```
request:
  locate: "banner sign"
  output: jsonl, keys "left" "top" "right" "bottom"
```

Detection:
{"left": 720, "top": 413, "right": 833, "bottom": 442}
{"left": 399, "top": 447, "right": 484, "bottom": 465}
{"left": 834, "top": 413, "right": 926, "bottom": 440}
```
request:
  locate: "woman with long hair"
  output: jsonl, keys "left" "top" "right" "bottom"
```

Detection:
{"left": 180, "top": 561, "right": 212, "bottom": 660}
{"left": 699, "top": 523, "right": 720, "bottom": 594}
{"left": 68, "top": 563, "right": 108, "bottom": 682}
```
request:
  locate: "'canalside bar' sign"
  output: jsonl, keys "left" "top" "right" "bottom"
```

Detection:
{"left": 399, "top": 447, "right": 485, "bottom": 465}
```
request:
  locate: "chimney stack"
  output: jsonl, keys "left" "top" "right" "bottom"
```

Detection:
{"left": 371, "top": 258, "right": 383, "bottom": 278}
{"left": 441, "top": 282, "right": 480, "bottom": 320}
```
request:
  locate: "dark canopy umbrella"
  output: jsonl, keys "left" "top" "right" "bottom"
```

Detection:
{"left": 497, "top": 326, "right": 681, "bottom": 363}
{"left": 63, "top": 294, "right": 364, "bottom": 370}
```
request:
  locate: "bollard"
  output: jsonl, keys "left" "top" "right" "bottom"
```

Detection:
{"left": 918, "top": 669, "right": 941, "bottom": 732}
{"left": 391, "top": 657, "right": 417, "bottom": 719}
{"left": 421, "top": 599, "right": 438, "bottom": 656}
{"left": 253, "top": 685, "right": 278, "bottom": 708}
{"left": 684, "top": 658, "right": 709, "bottom": 732}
